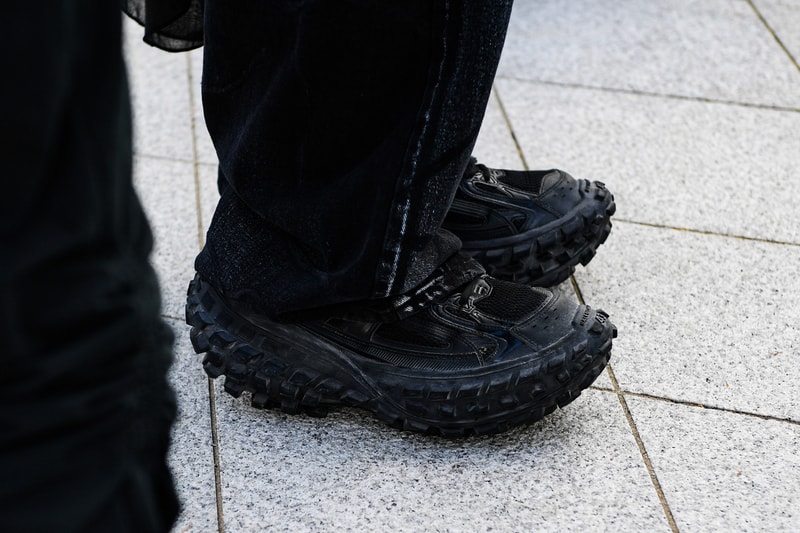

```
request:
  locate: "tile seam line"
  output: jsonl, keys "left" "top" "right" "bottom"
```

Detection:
{"left": 132, "top": 151, "right": 219, "bottom": 171}
{"left": 607, "top": 366, "right": 680, "bottom": 533}
{"left": 615, "top": 219, "right": 800, "bottom": 247}
{"left": 570, "top": 276, "right": 679, "bottom": 533}
{"left": 618, "top": 390, "right": 800, "bottom": 426}
{"left": 205, "top": 378, "right": 224, "bottom": 533}
{"left": 132, "top": 152, "right": 195, "bottom": 165}
{"left": 184, "top": 51, "right": 207, "bottom": 251}
{"left": 492, "top": 84, "right": 530, "bottom": 171}
{"left": 186, "top": 52, "right": 226, "bottom": 533}
{"left": 495, "top": 75, "right": 800, "bottom": 113}
{"left": 589, "top": 384, "right": 799, "bottom": 426}
{"left": 747, "top": 0, "right": 800, "bottom": 73}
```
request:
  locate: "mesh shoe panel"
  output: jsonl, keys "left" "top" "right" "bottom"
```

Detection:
{"left": 474, "top": 278, "right": 548, "bottom": 321}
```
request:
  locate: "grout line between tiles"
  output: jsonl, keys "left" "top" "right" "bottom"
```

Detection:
{"left": 496, "top": 75, "right": 800, "bottom": 113}
{"left": 492, "top": 84, "right": 530, "bottom": 171}
{"left": 747, "top": 0, "right": 800, "bottom": 72}
{"left": 187, "top": 55, "right": 207, "bottom": 252}
{"left": 568, "top": 276, "right": 585, "bottom": 304}
{"left": 132, "top": 152, "right": 196, "bottom": 165}
{"left": 614, "top": 219, "right": 800, "bottom": 247}
{"left": 206, "top": 378, "right": 225, "bottom": 533}
{"left": 588, "top": 382, "right": 799, "bottom": 426}
{"left": 570, "top": 276, "right": 679, "bottom": 532}
{"left": 186, "top": 52, "right": 226, "bottom": 533}
{"left": 606, "top": 366, "right": 680, "bottom": 533}
{"left": 131, "top": 152, "right": 218, "bottom": 173}
{"left": 618, "top": 390, "right": 800, "bottom": 426}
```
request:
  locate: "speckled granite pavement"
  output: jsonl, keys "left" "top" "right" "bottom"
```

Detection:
{"left": 124, "top": 1, "right": 800, "bottom": 531}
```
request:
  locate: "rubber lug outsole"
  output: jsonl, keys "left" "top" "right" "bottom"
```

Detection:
{"left": 185, "top": 275, "right": 616, "bottom": 437}
{"left": 463, "top": 181, "right": 616, "bottom": 287}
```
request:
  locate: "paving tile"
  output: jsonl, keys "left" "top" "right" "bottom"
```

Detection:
{"left": 754, "top": 0, "right": 800, "bottom": 65}
{"left": 132, "top": 156, "right": 200, "bottom": 320}
{"left": 575, "top": 221, "right": 800, "bottom": 422}
{"left": 500, "top": 0, "right": 800, "bottom": 109}
{"left": 590, "top": 366, "right": 614, "bottom": 391}
{"left": 473, "top": 90, "right": 525, "bottom": 170}
{"left": 166, "top": 319, "right": 219, "bottom": 533}
{"left": 496, "top": 78, "right": 800, "bottom": 244}
{"left": 211, "top": 388, "right": 667, "bottom": 532}
{"left": 626, "top": 396, "right": 800, "bottom": 531}
{"left": 123, "top": 17, "right": 194, "bottom": 161}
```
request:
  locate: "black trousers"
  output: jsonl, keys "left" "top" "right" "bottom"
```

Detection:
{"left": 195, "top": 0, "right": 515, "bottom": 317}
{"left": 0, "top": 2, "right": 178, "bottom": 531}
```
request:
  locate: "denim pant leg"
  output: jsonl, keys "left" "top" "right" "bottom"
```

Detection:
{"left": 197, "top": 0, "right": 514, "bottom": 317}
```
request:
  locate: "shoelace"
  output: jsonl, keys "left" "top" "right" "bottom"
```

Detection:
{"left": 464, "top": 158, "right": 517, "bottom": 199}
{"left": 282, "top": 254, "right": 486, "bottom": 324}
{"left": 388, "top": 253, "right": 485, "bottom": 321}
{"left": 464, "top": 157, "right": 555, "bottom": 196}
{"left": 466, "top": 158, "right": 499, "bottom": 184}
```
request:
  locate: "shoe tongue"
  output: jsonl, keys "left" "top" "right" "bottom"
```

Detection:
{"left": 464, "top": 158, "right": 558, "bottom": 195}
{"left": 285, "top": 254, "right": 485, "bottom": 324}
{"left": 464, "top": 158, "right": 497, "bottom": 183}
{"left": 496, "top": 169, "right": 560, "bottom": 194}
{"left": 389, "top": 253, "right": 485, "bottom": 320}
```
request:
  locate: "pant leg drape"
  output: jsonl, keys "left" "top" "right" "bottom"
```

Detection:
{"left": 198, "top": 0, "right": 515, "bottom": 317}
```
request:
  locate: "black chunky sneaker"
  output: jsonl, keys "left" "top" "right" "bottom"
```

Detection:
{"left": 443, "top": 158, "right": 616, "bottom": 286}
{"left": 186, "top": 254, "right": 616, "bottom": 437}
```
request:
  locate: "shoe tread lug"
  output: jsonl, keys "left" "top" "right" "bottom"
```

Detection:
{"left": 186, "top": 270, "right": 616, "bottom": 438}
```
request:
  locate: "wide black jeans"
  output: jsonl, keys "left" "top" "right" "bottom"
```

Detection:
{"left": 195, "top": 0, "right": 515, "bottom": 317}
{"left": 0, "top": 2, "right": 178, "bottom": 531}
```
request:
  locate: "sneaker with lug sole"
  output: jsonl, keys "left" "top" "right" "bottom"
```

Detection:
{"left": 443, "top": 158, "right": 616, "bottom": 286}
{"left": 185, "top": 253, "right": 617, "bottom": 437}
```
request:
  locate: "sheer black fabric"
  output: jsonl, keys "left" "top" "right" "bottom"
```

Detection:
{"left": 123, "top": 0, "right": 204, "bottom": 51}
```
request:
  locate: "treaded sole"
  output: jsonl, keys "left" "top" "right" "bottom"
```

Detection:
{"left": 463, "top": 181, "right": 616, "bottom": 287}
{"left": 185, "top": 275, "right": 616, "bottom": 437}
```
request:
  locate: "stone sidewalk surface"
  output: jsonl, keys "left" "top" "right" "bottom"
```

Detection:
{"left": 124, "top": 1, "right": 800, "bottom": 531}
